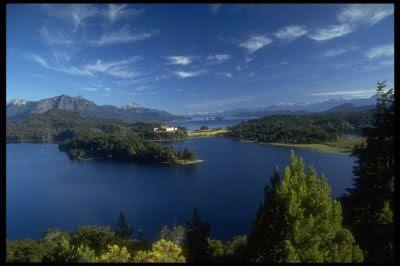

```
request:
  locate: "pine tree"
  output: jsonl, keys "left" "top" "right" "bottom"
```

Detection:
{"left": 247, "top": 151, "right": 363, "bottom": 263}
{"left": 137, "top": 229, "right": 150, "bottom": 249}
{"left": 183, "top": 207, "right": 212, "bottom": 262}
{"left": 114, "top": 212, "right": 133, "bottom": 240}
{"left": 341, "top": 81, "right": 394, "bottom": 262}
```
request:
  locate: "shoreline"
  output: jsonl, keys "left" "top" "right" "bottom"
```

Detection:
{"left": 174, "top": 159, "right": 203, "bottom": 165}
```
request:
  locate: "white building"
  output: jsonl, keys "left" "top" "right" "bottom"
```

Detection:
{"left": 154, "top": 125, "right": 178, "bottom": 132}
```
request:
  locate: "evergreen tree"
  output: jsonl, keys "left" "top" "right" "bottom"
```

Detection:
{"left": 182, "top": 148, "right": 196, "bottom": 160}
{"left": 157, "top": 225, "right": 185, "bottom": 247}
{"left": 137, "top": 229, "right": 150, "bottom": 249}
{"left": 247, "top": 151, "right": 363, "bottom": 263}
{"left": 115, "top": 212, "right": 133, "bottom": 240}
{"left": 341, "top": 81, "right": 394, "bottom": 262}
{"left": 183, "top": 207, "right": 212, "bottom": 262}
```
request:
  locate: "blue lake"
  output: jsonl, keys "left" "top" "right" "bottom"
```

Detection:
{"left": 7, "top": 137, "right": 355, "bottom": 241}
{"left": 166, "top": 117, "right": 256, "bottom": 131}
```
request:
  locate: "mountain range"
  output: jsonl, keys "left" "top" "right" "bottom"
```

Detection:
{"left": 6, "top": 95, "right": 183, "bottom": 123}
{"left": 189, "top": 94, "right": 377, "bottom": 118}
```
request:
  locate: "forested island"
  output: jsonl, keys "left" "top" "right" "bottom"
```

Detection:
{"left": 59, "top": 132, "right": 198, "bottom": 165}
{"left": 226, "top": 112, "right": 373, "bottom": 144}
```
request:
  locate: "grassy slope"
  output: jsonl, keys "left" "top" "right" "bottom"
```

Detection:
{"left": 268, "top": 137, "right": 365, "bottom": 154}
{"left": 187, "top": 129, "right": 227, "bottom": 138}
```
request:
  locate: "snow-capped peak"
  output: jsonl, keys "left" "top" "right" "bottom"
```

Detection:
{"left": 7, "top": 99, "right": 27, "bottom": 106}
{"left": 122, "top": 102, "right": 142, "bottom": 109}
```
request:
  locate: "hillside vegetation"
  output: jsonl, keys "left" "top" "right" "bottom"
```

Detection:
{"left": 227, "top": 112, "right": 372, "bottom": 144}
{"left": 6, "top": 109, "right": 188, "bottom": 142}
{"left": 59, "top": 132, "right": 197, "bottom": 164}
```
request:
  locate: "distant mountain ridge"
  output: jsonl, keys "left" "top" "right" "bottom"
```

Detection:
{"left": 6, "top": 95, "right": 183, "bottom": 123}
{"left": 324, "top": 103, "right": 375, "bottom": 113}
{"left": 188, "top": 94, "right": 378, "bottom": 118}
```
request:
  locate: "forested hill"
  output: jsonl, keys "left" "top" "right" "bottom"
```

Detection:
{"left": 6, "top": 109, "right": 187, "bottom": 142}
{"left": 6, "top": 95, "right": 183, "bottom": 122}
{"left": 58, "top": 132, "right": 197, "bottom": 164}
{"left": 226, "top": 112, "right": 373, "bottom": 144}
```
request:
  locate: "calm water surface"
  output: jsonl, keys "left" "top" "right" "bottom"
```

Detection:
{"left": 7, "top": 137, "right": 355, "bottom": 241}
{"left": 166, "top": 117, "right": 256, "bottom": 131}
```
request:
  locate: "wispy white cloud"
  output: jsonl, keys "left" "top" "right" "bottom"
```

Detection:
{"left": 37, "top": 25, "right": 75, "bottom": 46}
{"left": 25, "top": 52, "right": 92, "bottom": 76}
{"left": 274, "top": 25, "right": 307, "bottom": 41}
{"left": 83, "top": 57, "right": 141, "bottom": 78}
{"left": 308, "top": 89, "right": 375, "bottom": 98}
{"left": 320, "top": 46, "right": 357, "bottom": 57}
{"left": 206, "top": 54, "right": 232, "bottom": 64}
{"left": 244, "top": 56, "right": 253, "bottom": 64}
{"left": 239, "top": 35, "right": 273, "bottom": 53}
{"left": 307, "top": 4, "right": 393, "bottom": 42}
{"left": 108, "top": 4, "right": 144, "bottom": 23}
{"left": 37, "top": 4, "right": 154, "bottom": 48}
{"left": 365, "top": 43, "right": 393, "bottom": 59}
{"left": 88, "top": 26, "right": 153, "bottom": 46}
{"left": 51, "top": 50, "right": 71, "bottom": 63}
{"left": 26, "top": 53, "right": 50, "bottom": 68}
{"left": 308, "top": 24, "right": 352, "bottom": 41}
{"left": 40, "top": 4, "right": 99, "bottom": 32}
{"left": 38, "top": 24, "right": 153, "bottom": 47}
{"left": 175, "top": 71, "right": 204, "bottom": 79}
{"left": 166, "top": 56, "right": 193, "bottom": 65}
{"left": 337, "top": 4, "right": 394, "bottom": 27}
{"left": 25, "top": 51, "right": 141, "bottom": 79}
{"left": 210, "top": 4, "right": 221, "bottom": 14}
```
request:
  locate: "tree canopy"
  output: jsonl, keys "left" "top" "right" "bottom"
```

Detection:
{"left": 341, "top": 81, "right": 394, "bottom": 262}
{"left": 227, "top": 112, "right": 372, "bottom": 144}
{"left": 247, "top": 151, "right": 363, "bottom": 263}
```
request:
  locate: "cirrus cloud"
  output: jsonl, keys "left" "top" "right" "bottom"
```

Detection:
{"left": 175, "top": 71, "right": 204, "bottom": 79}
{"left": 239, "top": 35, "right": 273, "bottom": 53}
{"left": 274, "top": 25, "right": 307, "bottom": 41}
{"left": 365, "top": 43, "right": 393, "bottom": 59}
{"left": 166, "top": 56, "right": 193, "bottom": 65}
{"left": 308, "top": 24, "right": 352, "bottom": 41}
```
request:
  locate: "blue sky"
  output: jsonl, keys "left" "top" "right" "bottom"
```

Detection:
{"left": 7, "top": 4, "right": 394, "bottom": 114}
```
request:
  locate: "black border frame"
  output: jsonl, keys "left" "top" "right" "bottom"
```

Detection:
{"left": 1, "top": 0, "right": 398, "bottom": 264}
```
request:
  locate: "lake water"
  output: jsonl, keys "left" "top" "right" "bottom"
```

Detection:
{"left": 166, "top": 117, "right": 256, "bottom": 131}
{"left": 7, "top": 137, "right": 355, "bottom": 241}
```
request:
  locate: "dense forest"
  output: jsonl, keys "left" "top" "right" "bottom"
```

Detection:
{"left": 6, "top": 109, "right": 188, "bottom": 142}
{"left": 340, "top": 82, "right": 395, "bottom": 262}
{"left": 227, "top": 112, "right": 373, "bottom": 143}
{"left": 59, "top": 132, "right": 197, "bottom": 164}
